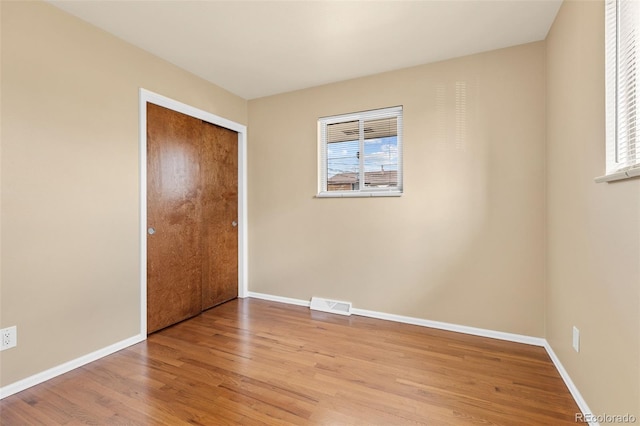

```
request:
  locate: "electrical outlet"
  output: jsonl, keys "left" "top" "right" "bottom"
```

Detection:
{"left": 572, "top": 326, "right": 580, "bottom": 353}
{"left": 1, "top": 326, "right": 17, "bottom": 351}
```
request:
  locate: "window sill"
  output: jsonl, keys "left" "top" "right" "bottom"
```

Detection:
{"left": 316, "top": 191, "right": 402, "bottom": 198}
{"left": 594, "top": 167, "right": 640, "bottom": 183}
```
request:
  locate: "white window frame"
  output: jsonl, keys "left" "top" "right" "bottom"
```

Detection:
{"left": 597, "top": 0, "right": 640, "bottom": 182}
{"left": 317, "top": 106, "right": 403, "bottom": 198}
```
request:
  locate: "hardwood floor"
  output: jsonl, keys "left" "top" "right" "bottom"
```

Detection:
{"left": 1, "top": 298, "right": 581, "bottom": 425}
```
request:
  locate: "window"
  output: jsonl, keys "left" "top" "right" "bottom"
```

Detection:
{"left": 600, "top": 0, "right": 640, "bottom": 182}
{"left": 318, "top": 106, "right": 403, "bottom": 197}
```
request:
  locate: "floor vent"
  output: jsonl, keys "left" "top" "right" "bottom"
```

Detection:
{"left": 310, "top": 297, "right": 352, "bottom": 316}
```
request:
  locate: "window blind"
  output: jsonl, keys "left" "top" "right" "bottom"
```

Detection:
{"left": 605, "top": 0, "right": 640, "bottom": 175}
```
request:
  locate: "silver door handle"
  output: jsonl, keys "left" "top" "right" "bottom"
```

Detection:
{"left": 148, "top": 227, "right": 156, "bottom": 235}
{"left": 232, "top": 221, "right": 238, "bottom": 227}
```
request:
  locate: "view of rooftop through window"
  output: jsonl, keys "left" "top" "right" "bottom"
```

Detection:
{"left": 326, "top": 117, "right": 399, "bottom": 191}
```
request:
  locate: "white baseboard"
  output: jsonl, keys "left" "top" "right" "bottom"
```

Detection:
{"left": 544, "top": 341, "right": 598, "bottom": 426}
{"left": 247, "top": 291, "right": 311, "bottom": 307}
{"left": 248, "top": 292, "right": 544, "bottom": 346}
{"left": 351, "top": 307, "right": 546, "bottom": 346}
{"left": 248, "top": 292, "right": 594, "bottom": 422}
{"left": 0, "top": 333, "right": 145, "bottom": 400}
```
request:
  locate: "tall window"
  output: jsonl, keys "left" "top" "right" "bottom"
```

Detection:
{"left": 318, "top": 106, "right": 403, "bottom": 197}
{"left": 603, "top": 0, "right": 640, "bottom": 180}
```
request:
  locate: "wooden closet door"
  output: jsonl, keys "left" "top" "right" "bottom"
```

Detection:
{"left": 146, "top": 103, "right": 203, "bottom": 334}
{"left": 147, "top": 103, "right": 239, "bottom": 333}
{"left": 200, "top": 121, "right": 238, "bottom": 310}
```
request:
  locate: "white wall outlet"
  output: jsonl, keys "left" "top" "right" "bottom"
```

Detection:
{"left": 1, "top": 326, "right": 17, "bottom": 351}
{"left": 572, "top": 326, "right": 580, "bottom": 353}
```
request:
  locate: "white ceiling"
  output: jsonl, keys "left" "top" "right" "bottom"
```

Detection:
{"left": 48, "top": 0, "right": 562, "bottom": 100}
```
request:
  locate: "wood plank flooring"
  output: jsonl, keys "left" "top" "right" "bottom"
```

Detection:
{"left": 0, "top": 298, "right": 581, "bottom": 425}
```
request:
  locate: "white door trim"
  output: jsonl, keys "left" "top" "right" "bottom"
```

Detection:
{"left": 139, "top": 88, "right": 248, "bottom": 336}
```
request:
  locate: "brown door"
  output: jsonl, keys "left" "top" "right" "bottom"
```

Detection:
{"left": 200, "top": 121, "right": 239, "bottom": 310}
{"left": 146, "top": 103, "right": 238, "bottom": 334}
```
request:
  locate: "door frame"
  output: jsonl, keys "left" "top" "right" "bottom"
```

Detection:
{"left": 139, "top": 88, "right": 248, "bottom": 335}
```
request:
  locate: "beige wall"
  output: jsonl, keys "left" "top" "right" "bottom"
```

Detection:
{"left": 248, "top": 42, "right": 546, "bottom": 336}
{"left": 0, "top": 1, "right": 247, "bottom": 386}
{"left": 546, "top": 0, "right": 640, "bottom": 419}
